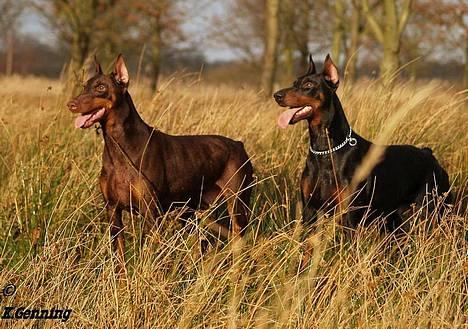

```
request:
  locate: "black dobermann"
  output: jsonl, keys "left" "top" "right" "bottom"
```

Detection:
{"left": 274, "top": 54, "right": 450, "bottom": 232}
{"left": 67, "top": 55, "right": 253, "bottom": 272}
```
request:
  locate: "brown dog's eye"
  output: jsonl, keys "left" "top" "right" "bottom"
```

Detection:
{"left": 96, "top": 84, "right": 106, "bottom": 92}
{"left": 303, "top": 82, "right": 314, "bottom": 89}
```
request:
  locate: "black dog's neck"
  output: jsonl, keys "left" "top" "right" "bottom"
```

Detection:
{"left": 308, "top": 93, "right": 351, "bottom": 153}
{"left": 102, "top": 92, "right": 154, "bottom": 159}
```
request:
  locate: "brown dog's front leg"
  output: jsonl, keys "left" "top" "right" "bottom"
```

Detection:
{"left": 107, "top": 206, "right": 126, "bottom": 274}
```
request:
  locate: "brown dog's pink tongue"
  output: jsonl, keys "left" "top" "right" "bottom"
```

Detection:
{"left": 74, "top": 108, "right": 106, "bottom": 129}
{"left": 277, "top": 108, "right": 299, "bottom": 129}
{"left": 75, "top": 113, "right": 93, "bottom": 129}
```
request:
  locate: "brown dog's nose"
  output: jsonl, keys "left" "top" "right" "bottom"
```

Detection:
{"left": 67, "top": 100, "right": 78, "bottom": 112}
{"left": 273, "top": 90, "right": 285, "bottom": 102}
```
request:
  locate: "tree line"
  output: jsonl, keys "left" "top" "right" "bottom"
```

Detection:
{"left": 0, "top": 0, "right": 466, "bottom": 92}
{"left": 213, "top": 0, "right": 466, "bottom": 93}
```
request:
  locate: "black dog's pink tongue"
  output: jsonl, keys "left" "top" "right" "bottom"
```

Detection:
{"left": 277, "top": 108, "right": 299, "bottom": 129}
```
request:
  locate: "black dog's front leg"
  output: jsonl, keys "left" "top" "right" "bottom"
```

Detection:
{"left": 301, "top": 202, "right": 318, "bottom": 225}
{"left": 300, "top": 170, "right": 318, "bottom": 225}
{"left": 300, "top": 184, "right": 318, "bottom": 271}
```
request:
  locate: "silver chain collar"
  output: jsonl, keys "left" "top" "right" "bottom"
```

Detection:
{"left": 309, "top": 127, "right": 357, "bottom": 156}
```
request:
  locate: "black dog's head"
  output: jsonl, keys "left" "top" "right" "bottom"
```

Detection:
{"left": 67, "top": 54, "right": 129, "bottom": 129}
{"left": 273, "top": 54, "right": 339, "bottom": 128}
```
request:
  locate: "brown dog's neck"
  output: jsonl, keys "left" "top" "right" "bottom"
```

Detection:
{"left": 101, "top": 92, "right": 154, "bottom": 160}
{"left": 308, "top": 93, "right": 351, "bottom": 153}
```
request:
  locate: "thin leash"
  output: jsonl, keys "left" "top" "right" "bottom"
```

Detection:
{"left": 325, "top": 128, "right": 343, "bottom": 206}
{"left": 100, "top": 124, "right": 160, "bottom": 215}
{"left": 316, "top": 126, "right": 357, "bottom": 224}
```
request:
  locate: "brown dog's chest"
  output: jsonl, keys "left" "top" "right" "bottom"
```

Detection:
{"left": 99, "top": 165, "right": 157, "bottom": 210}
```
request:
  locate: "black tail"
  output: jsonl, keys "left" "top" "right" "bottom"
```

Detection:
{"left": 421, "top": 147, "right": 433, "bottom": 155}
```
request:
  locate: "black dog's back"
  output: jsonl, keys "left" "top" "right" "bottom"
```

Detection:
{"left": 368, "top": 144, "right": 450, "bottom": 214}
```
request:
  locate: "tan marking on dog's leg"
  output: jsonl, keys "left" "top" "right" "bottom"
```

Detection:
{"left": 107, "top": 206, "right": 126, "bottom": 275}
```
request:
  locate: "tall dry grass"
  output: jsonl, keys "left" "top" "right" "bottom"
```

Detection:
{"left": 0, "top": 74, "right": 466, "bottom": 328}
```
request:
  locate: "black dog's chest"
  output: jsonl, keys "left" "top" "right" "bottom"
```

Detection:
{"left": 303, "top": 161, "right": 350, "bottom": 209}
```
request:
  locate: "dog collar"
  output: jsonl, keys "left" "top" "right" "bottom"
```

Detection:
{"left": 309, "top": 127, "right": 357, "bottom": 156}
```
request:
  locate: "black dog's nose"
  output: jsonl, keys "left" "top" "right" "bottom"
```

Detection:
{"left": 273, "top": 90, "right": 285, "bottom": 102}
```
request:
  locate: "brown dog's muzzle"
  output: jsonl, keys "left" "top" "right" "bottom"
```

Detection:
{"left": 67, "top": 95, "right": 113, "bottom": 129}
{"left": 67, "top": 95, "right": 112, "bottom": 114}
{"left": 67, "top": 100, "right": 79, "bottom": 112}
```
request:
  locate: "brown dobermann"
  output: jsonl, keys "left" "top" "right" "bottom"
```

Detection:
{"left": 273, "top": 54, "right": 450, "bottom": 233}
{"left": 67, "top": 55, "right": 253, "bottom": 272}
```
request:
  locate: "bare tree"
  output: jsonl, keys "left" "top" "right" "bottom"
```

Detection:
{"left": 280, "top": 0, "right": 316, "bottom": 80}
{"left": 36, "top": 0, "right": 122, "bottom": 73}
{"left": 331, "top": 0, "right": 345, "bottom": 66}
{"left": 281, "top": 0, "right": 298, "bottom": 80}
{"left": 133, "top": 0, "right": 184, "bottom": 91}
{"left": 465, "top": 43, "right": 468, "bottom": 88}
{"left": 261, "top": 0, "right": 279, "bottom": 96}
{"left": 361, "top": 0, "right": 412, "bottom": 83}
{"left": 208, "top": 0, "right": 325, "bottom": 85}
{"left": 209, "top": 0, "right": 265, "bottom": 64}
{"left": 411, "top": 0, "right": 467, "bottom": 87}
{"left": 345, "top": 1, "right": 363, "bottom": 81}
{"left": 293, "top": 1, "right": 315, "bottom": 69}
{"left": 0, "top": 0, "right": 25, "bottom": 75}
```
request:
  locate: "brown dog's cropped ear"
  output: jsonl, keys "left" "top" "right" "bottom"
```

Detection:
{"left": 114, "top": 54, "right": 129, "bottom": 87}
{"left": 94, "top": 55, "right": 103, "bottom": 75}
{"left": 323, "top": 54, "right": 339, "bottom": 88}
{"left": 306, "top": 54, "right": 316, "bottom": 75}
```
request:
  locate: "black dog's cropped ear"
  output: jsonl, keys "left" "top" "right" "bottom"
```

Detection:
{"left": 306, "top": 54, "right": 316, "bottom": 75}
{"left": 323, "top": 54, "right": 339, "bottom": 88}
{"left": 94, "top": 55, "right": 103, "bottom": 75}
{"left": 114, "top": 54, "right": 129, "bottom": 87}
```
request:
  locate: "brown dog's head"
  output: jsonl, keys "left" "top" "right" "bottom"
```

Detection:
{"left": 273, "top": 54, "right": 339, "bottom": 128}
{"left": 67, "top": 54, "right": 129, "bottom": 129}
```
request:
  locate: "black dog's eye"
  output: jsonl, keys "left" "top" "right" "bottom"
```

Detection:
{"left": 96, "top": 84, "right": 106, "bottom": 92}
{"left": 302, "top": 82, "right": 314, "bottom": 89}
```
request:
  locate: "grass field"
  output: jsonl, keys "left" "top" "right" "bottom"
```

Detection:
{"left": 0, "top": 74, "right": 466, "bottom": 328}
